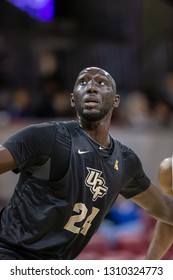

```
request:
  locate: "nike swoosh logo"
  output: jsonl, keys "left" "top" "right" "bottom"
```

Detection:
{"left": 99, "top": 146, "right": 105, "bottom": 150}
{"left": 78, "top": 149, "right": 90, "bottom": 154}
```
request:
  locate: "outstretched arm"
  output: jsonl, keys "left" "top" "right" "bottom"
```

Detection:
{"left": 145, "top": 220, "right": 173, "bottom": 259}
{"left": 131, "top": 182, "right": 173, "bottom": 225}
{"left": 0, "top": 145, "right": 17, "bottom": 174}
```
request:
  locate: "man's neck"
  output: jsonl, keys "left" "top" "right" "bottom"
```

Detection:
{"left": 77, "top": 118, "right": 111, "bottom": 148}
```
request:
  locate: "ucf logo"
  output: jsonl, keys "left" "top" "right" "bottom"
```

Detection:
{"left": 85, "top": 167, "right": 108, "bottom": 201}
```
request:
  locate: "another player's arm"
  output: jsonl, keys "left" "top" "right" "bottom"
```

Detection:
{"left": 145, "top": 157, "right": 173, "bottom": 259}
{"left": 0, "top": 145, "right": 17, "bottom": 174}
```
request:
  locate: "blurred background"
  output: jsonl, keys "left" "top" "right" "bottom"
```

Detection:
{"left": 0, "top": 0, "right": 173, "bottom": 259}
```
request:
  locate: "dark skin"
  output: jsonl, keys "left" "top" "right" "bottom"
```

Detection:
{"left": 0, "top": 145, "right": 16, "bottom": 174}
{"left": 146, "top": 157, "right": 173, "bottom": 259}
{"left": 71, "top": 67, "right": 120, "bottom": 148}
{"left": 1, "top": 66, "right": 173, "bottom": 228}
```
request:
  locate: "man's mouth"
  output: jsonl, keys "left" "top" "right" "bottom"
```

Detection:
{"left": 84, "top": 99, "right": 99, "bottom": 108}
{"left": 84, "top": 96, "right": 99, "bottom": 107}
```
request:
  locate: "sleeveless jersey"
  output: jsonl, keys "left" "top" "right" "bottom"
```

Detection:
{"left": 0, "top": 121, "right": 150, "bottom": 259}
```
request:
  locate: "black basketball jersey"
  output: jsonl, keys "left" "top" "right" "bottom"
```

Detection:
{"left": 0, "top": 121, "right": 150, "bottom": 259}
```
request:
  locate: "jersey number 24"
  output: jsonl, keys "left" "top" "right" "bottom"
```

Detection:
{"left": 64, "top": 203, "right": 99, "bottom": 235}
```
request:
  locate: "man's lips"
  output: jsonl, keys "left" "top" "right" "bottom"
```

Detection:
{"left": 84, "top": 96, "right": 99, "bottom": 103}
{"left": 84, "top": 98, "right": 99, "bottom": 108}
{"left": 85, "top": 101, "right": 98, "bottom": 108}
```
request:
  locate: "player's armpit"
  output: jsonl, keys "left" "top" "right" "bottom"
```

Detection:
{"left": 0, "top": 145, "right": 17, "bottom": 174}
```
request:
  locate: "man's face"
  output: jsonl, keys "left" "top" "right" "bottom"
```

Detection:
{"left": 71, "top": 67, "right": 120, "bottom": 122}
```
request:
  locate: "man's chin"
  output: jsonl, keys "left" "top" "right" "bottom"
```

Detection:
{"left": 81, "top": 112, "right": 103, "bottom": 122}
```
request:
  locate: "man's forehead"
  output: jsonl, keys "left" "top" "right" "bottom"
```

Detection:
{"left": 79, "top": 67, "right": 110, "bottom": 78}
{"left": 76, "top": 67, "right": 116, "bottom": 91}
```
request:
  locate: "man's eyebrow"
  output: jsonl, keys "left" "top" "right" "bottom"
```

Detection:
{"left": 78, "top": 73, "right": 89, "bottom": 78}
{"left": 79, "top": 72, "right": 110, "bottom": 80}
{"left": 97, "top": 74, "right": 110, "bottom": 80}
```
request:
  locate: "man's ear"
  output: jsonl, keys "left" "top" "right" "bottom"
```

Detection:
{"left": 71, "top": 93, "right": 75, "bottom": 107}
{"left": 113, "top": 94, "right": 120, "bottom": 108}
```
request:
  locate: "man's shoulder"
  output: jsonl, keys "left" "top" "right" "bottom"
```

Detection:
{"left": 52, "top": 120, "right": 78, "bottom": 135}
{"left": 112, "top": 139, "right": 141, "bottom": 168}
{"left": 50, "top": 120, "right": 77, "bottom": 128}
{"left": 113, "top": 139, "right": 135, "bottom": 156}
{"left": 8, "top": 120, "right": 77, "bottom": 141}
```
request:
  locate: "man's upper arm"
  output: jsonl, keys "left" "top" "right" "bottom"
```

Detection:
{"left": 0, "top": 145, "right": 17, "bottom": 174}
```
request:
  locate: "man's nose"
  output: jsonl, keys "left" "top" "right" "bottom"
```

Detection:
{"left": 87, "top": 80, "right": 98, "bottom": 93}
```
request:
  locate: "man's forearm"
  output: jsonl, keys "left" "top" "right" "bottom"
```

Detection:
{"left": 146, "top": 221, "right": 173, "bottom": 260}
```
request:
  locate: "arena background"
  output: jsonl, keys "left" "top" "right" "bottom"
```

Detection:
{"left": 0, "top": 0, "right": 172, "bottom": 259}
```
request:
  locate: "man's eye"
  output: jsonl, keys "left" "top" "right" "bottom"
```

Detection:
{"left": 80, "top": 80, "right": 87, "bottom": 85}
{"left": 99, "top": 81, "right": 106, "bottom": 86}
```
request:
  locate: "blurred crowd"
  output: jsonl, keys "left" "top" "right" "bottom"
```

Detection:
{"left": 0, "top": 76, "right": 75, "bottom": 126}
{"left": 0, "top": 70, "right": 173, "bottom": 129}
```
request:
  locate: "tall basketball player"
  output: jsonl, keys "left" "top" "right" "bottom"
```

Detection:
{"left": 0, "top": 67, "right": 173, "bottom": 259}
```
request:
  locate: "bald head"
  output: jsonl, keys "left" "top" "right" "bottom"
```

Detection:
{"left": 76, "top": 66, "right": 117, "bottom": 93}
{"left": 158, "top": 157, "right": 173, "bottom": 195}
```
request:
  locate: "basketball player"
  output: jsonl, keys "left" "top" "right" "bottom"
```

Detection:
{"left": 146, "top": 156, "right": 173, "bottom": 259}
{"left": 0, "top": 67, "right": 173, "bottom": 260}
